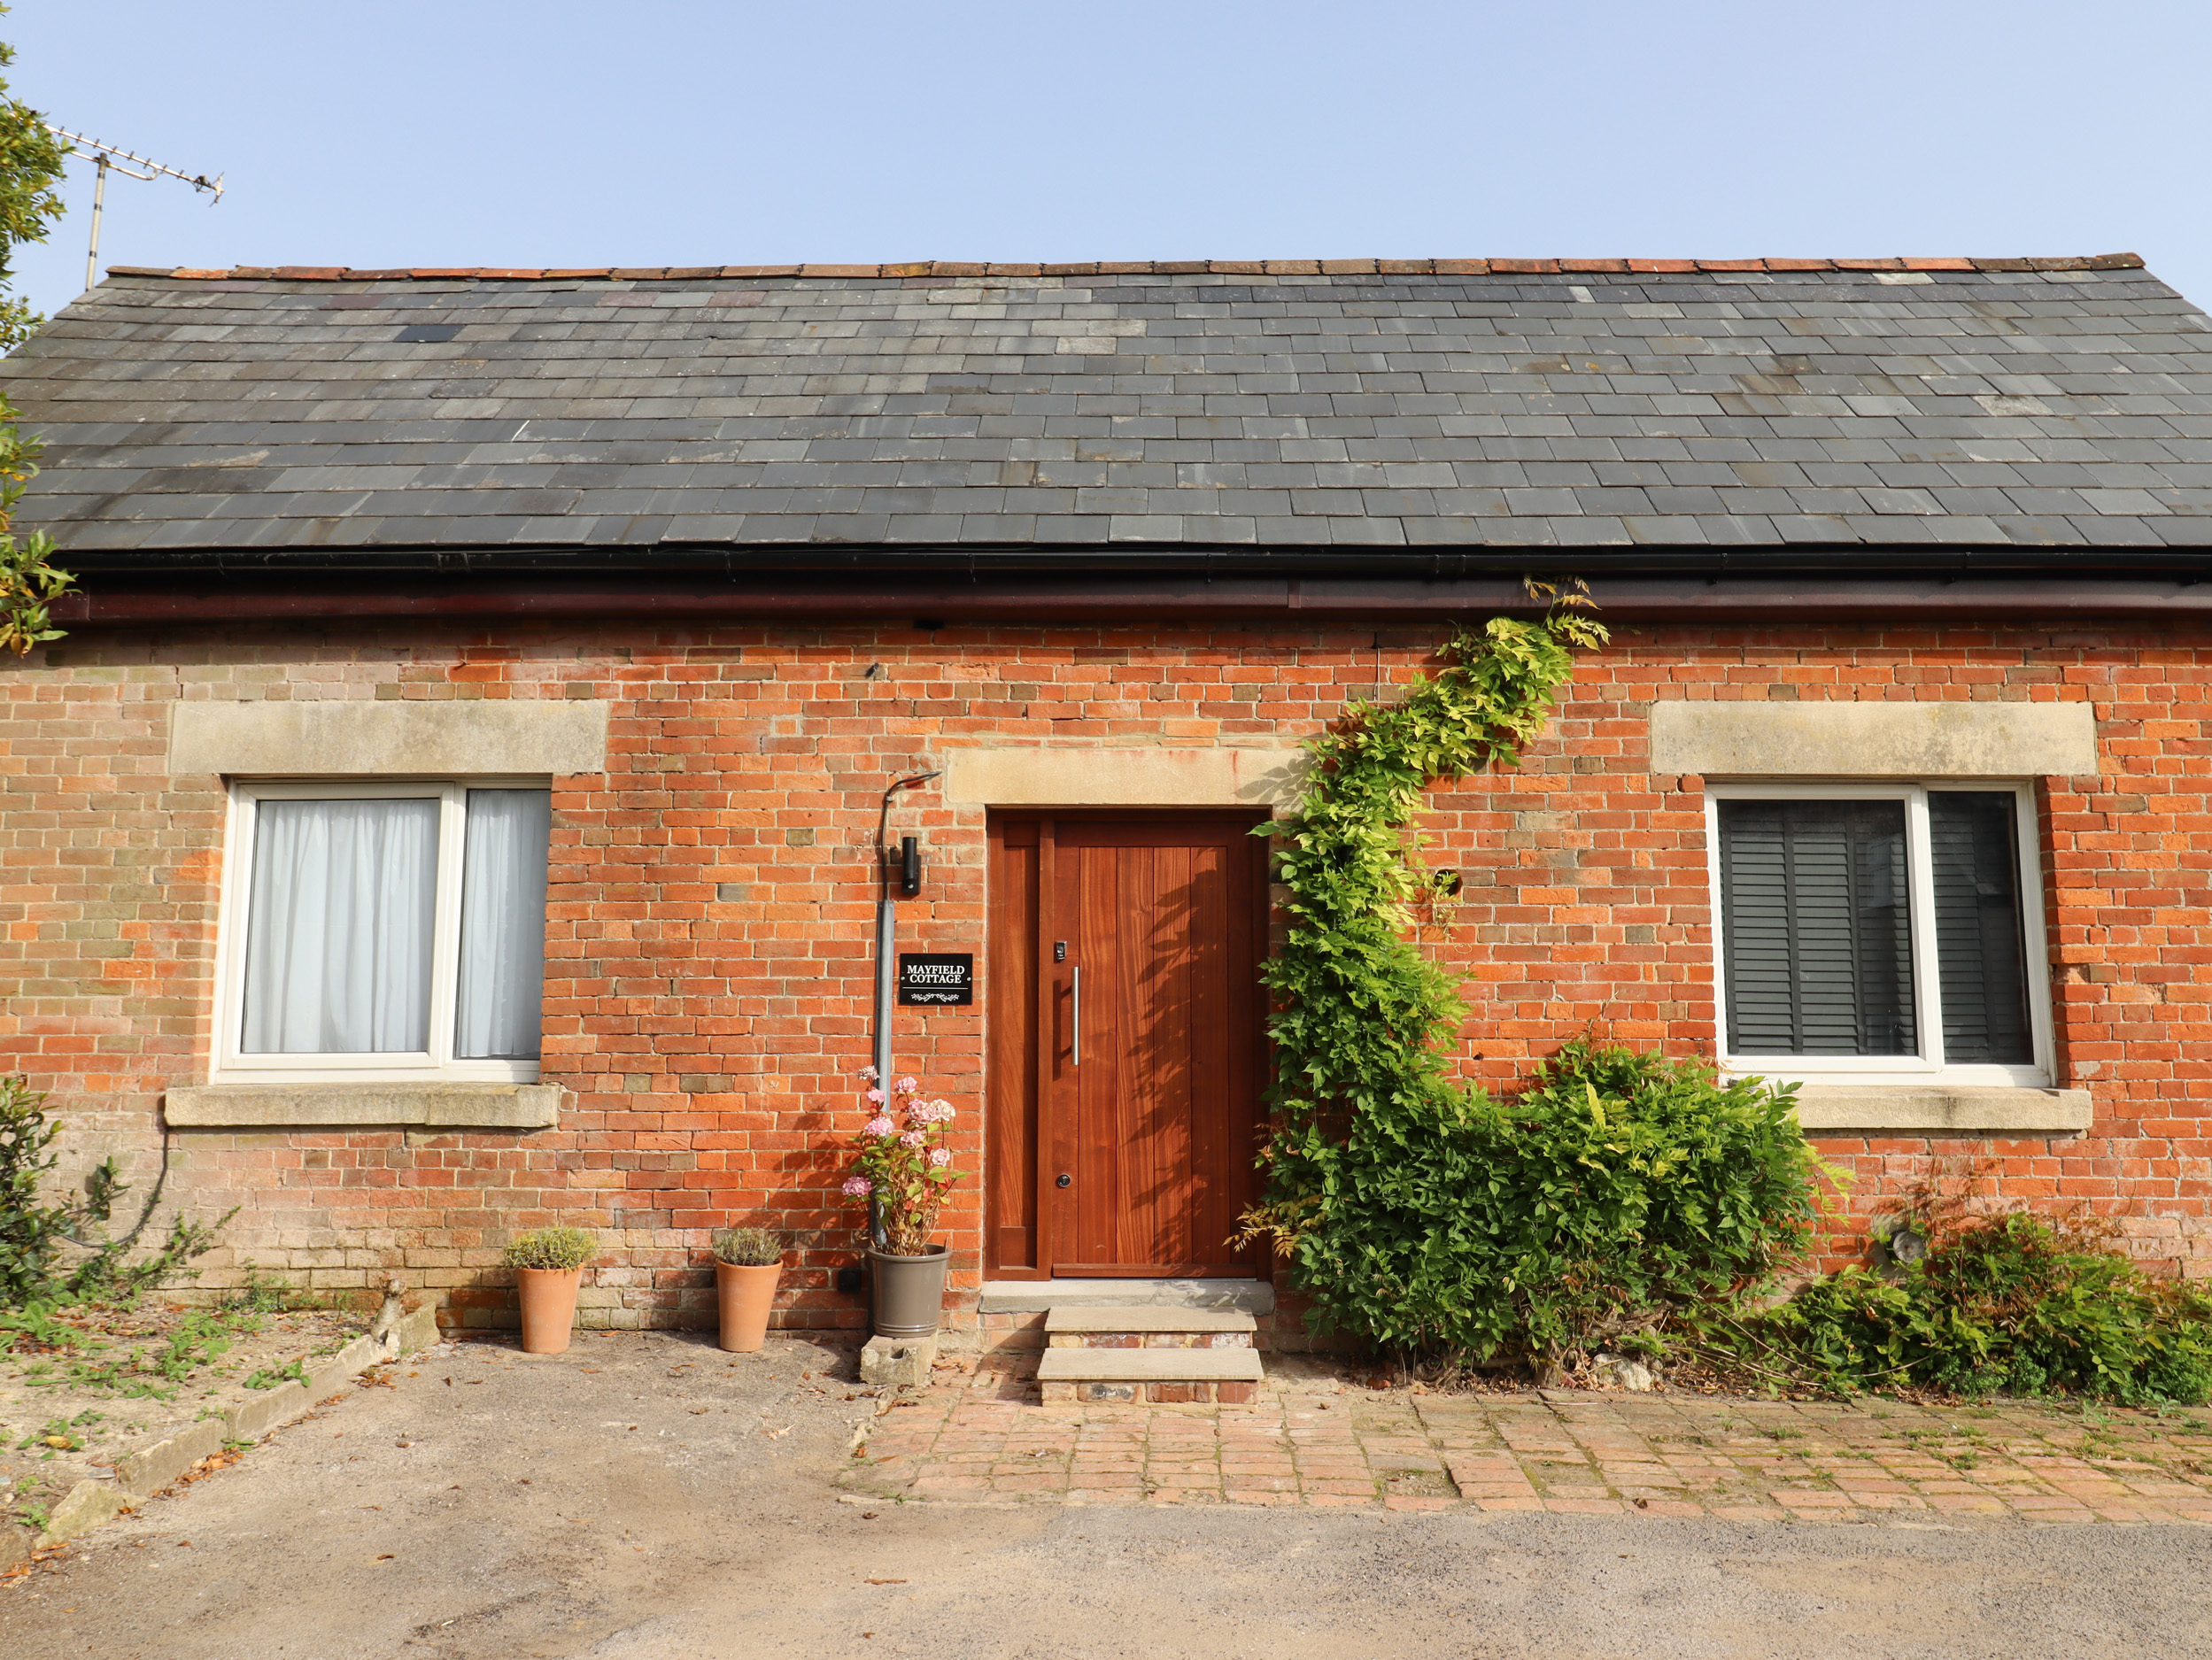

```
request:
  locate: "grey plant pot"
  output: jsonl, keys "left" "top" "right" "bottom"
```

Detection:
{"left": 870, "top": 1245, "right": 949, "bottom": 1338}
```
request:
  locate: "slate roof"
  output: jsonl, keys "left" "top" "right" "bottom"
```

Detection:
{"left": 5, "top": 254, "right": 2209, "bottom": 563}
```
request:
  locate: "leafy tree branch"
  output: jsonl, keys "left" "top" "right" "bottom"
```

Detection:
{"left": 0, "top": 426, "right": 68, "bottom": 653}
{"left": 0, "top": 8, "right": 71, "bottom": 653}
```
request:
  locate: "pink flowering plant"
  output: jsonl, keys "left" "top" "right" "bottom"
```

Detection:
{"left": 841, "top": 1071, "right": 963, "bottom": 1255}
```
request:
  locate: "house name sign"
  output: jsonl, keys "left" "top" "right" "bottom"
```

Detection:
{"left": 897, "top": 953, "right": 974, "bottom": 1006}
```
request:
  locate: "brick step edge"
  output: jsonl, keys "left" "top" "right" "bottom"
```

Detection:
{"left": 978, "top": 1320, "right": 1288, "bottom": 1357}
{"left": 1042, "top": 1378, "right": 1263, "bottom": 1405}
{"left": 1043, "top": 1306, "right": 1257, "bottom": 1334}
{"left": 2, "top": 1303, "right": 440, "bottom": 1574}
{"left": 1037, "top": 1348, "right": 1264, "bottom": 1383}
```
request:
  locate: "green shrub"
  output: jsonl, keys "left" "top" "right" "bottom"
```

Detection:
{"left": 1, "top": 1074, "right": 225, "bottom": 1307}
{"left": 1242, "top": 1041, "right": 1825, "bottom": 1367}
{"left": 712, "top": 1227, "right": 783, "bottom": 1267}
{"left": 2, "top": 1073, "right": 84, "bottom": 1304}
{"left": 502, "top": 1227, "right": 598, "bottom": 1271}
{"left": 1702, "top": 1185, "right": 2212, "bottom": 1405}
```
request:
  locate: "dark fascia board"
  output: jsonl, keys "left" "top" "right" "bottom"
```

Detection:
{"left": 44, "top": 564, "right": 2212, "bottom": 633}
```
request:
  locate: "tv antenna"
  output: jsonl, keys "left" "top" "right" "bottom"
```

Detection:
{"left": 43, "top": 125, "right": 224, "bottom": 292}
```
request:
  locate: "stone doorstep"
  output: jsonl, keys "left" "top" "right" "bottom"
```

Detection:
{"left": 979, "top": 1278, "right": 1276, "bottom": 1316}
{"left": 4, "top": 1303, "right": 442, "bottom": 1573}
{"left": 1045, "top": 1306, "right": 1257, "bottom": 1335}
{"left": 1036, "top": 1347, "right": 1265, "bottom": 1385}
{"left": 1048, "top": 1332, "right": 1256, "bottom": 1349}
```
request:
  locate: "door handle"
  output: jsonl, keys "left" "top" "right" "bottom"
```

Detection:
{"left": 1071, "top": 964, "right": 1081, "bottom": 1067}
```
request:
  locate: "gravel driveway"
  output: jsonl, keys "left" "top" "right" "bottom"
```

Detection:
{"left": 4, "top": 1331, "right": 2209, "bottom": 1659}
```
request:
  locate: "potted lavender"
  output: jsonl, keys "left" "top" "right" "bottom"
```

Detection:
{"left": 711, "top": 1226, "right": 785, "bottom": 1354}
{"left": 842, "top": 1071, "right": 962, "bottom": 1338}
{"left": 502, "top": 1226, "right": 598, "bottom": 1355}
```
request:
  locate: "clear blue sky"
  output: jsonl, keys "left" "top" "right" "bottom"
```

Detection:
{"left": 8, "top": 1, "right": 2209, "bottom": 320}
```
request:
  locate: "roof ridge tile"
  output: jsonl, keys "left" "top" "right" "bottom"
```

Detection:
{"left": 102, "top": 252, "right": 2153, "bottom": 286}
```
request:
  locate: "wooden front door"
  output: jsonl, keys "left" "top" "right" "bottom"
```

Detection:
{"left": 986, "top": 815, "right": 1267, "bottom": 1279}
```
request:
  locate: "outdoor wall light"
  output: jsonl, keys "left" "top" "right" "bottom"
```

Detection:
{"left": 876, "top": 769, "right": 940, "bottom": 900}
{"left": 871, "top": 768, "right": 944, "bottom": 1099}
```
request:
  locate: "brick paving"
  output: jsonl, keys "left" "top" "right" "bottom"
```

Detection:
{"left": 844, "top": 1356, "right": 2212, "bottom": 1525}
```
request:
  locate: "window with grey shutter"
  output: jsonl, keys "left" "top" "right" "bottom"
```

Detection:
{"left": 1718, "top": 799, "right": 1916, "bottom": 1055}
{"left": 1929, "top": 791, "right": 2033, "bottom": 1065}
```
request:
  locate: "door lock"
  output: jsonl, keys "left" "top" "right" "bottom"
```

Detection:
{"left": 1056, "top": 1172, "right": 1072, "bottom": 1189}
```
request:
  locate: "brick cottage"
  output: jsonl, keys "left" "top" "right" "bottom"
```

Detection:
{"left": 3, "top": 254, "right": 2208, "bottom": 1352}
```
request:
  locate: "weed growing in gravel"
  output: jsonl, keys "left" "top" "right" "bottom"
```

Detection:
{"left": 0, "top": 1300, "right": 80, "bottom": 1354}
{"left": 219, "top": 1269, "right": 308, "bottom": 1316}
{"left": 1, "top": 1296, "right": 318, "bottom": 1401}
{"left": 16, "top": 1409, "right": 96, "bottom": 1454}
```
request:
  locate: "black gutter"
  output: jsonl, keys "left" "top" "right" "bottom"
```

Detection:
{"left": 46, "top": 539, "right": 2212, "bottom": 583}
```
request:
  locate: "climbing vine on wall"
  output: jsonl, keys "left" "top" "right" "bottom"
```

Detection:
{"left": 1242, "top": 581, "right": 1606, "bottom": 1211}
{"left": 1239, "top": 587, "right": 1600, "bottom": 1339}
{"left": 1241, "top": 585, "right": 1828, "bottom": 1363}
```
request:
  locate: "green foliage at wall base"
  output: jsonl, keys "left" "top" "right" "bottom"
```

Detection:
{"left": 1693, "top": 1184, "right": 2212, "bottom": 1405}
{"left": 1244, "top": 1041, "right": 1823, "bottom": 1363}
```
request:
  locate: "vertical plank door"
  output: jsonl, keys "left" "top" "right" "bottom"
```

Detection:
{"left": 984, "top": 820, "right": 1040, "bottom": 1273}
{"left": 1039, "top": 817, "right": 1265, "bottom": 1278}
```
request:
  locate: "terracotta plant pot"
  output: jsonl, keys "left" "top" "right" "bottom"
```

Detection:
{"left": 869, "top": 1245, "right": 949, "bottom": 1338}
{"left": 715, "top": 1259, "right": 783, "bottom": 1353}
{"left": 516, "top": 1266, "right": 584, "bottom": 1355}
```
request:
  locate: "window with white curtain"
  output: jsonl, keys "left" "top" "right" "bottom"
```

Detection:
{"left": 1704, "top": 782, "right": 2054, "bottom": 1088}
{"left": 214, "top": 780, "right": 552, "bottom": 1082}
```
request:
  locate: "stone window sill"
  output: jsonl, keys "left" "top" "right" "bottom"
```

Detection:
{"left": 164, "top": 1083, "right": 562, "bottom": 1131}
{"left": 1790, "top": 1085, "right": 2091, "bottom": 1135}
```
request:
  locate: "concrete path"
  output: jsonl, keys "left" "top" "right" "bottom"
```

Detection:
{"left": 4, "top": 1332, "right": 2212, "bottom": 1659}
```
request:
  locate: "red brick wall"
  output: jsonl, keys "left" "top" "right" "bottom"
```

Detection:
{"left": 2, "top": 616, "right": 2206, "bottom": 1333}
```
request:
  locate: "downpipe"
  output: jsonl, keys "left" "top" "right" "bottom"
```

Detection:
{"left": 867, "top": 768, "right": 941, "bottom": 1253}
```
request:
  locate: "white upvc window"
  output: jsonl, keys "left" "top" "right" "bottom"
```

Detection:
{"left": 212, "top": 779, "right": 553, "bottom": 1084}
{"left": 1703, "top": 781, "right": 2054, "bottom": 1088}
